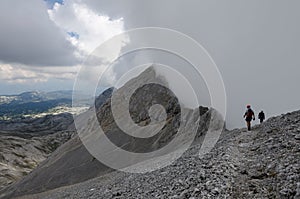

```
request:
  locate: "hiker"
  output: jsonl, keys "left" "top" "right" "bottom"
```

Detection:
{"left": 258, "top": 110, "right": 265, "bottom": 124}
{"left": 243, "top": 105, "right": 255, "bottom": 131}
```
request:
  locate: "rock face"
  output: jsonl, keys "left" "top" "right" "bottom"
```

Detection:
{"left": 0, "top": 113, "right": 73, "bottom": 137}
{"left": 6, "top": 110, "right": 299, "bottom": 199}
{"left": 0, "top": 113, "right": 74, "bottom": 191}
{"left": 0, "top": 67, "right": 218, "bottom": 198}
{"left": 0, "top": 86, "right": 113, "bottom": 194}
{"left": 94, "top": 87, "right": 114, "bottom": 110}
{"left": 1, "top": 67, "right": 299, "bottom": 199}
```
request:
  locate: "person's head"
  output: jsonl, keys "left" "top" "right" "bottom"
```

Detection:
{"left": 246, "top": 104, "right": 251, "bottom": 109}
{"left": 261, "top": 110, "right": 264, "bottom": 113}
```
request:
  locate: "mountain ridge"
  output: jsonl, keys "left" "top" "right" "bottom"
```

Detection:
{"left": 0, "top": 67, "right": 299, "bottom": 198}
{"left": 7, "top": 109, "right": 300, "bottom": 199}
{"left": 0, "top": 67, "right": 222, "bottom": 198}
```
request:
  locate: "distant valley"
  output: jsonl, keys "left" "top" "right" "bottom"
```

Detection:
{"left": 0, "top": 90, "right": 92, "bottom": 191}
{"left": 0, "top": 91, "right": 89, "bottom": 120}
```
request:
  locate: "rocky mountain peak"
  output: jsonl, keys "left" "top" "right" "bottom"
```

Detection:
{"left": 1, "top": 67, "right": 298, "bottom": 199}
{"left": 0, "top": 66, "right": 216, "bottom": 198}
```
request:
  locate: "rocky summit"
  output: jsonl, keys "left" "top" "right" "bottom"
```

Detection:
{"left": 5, "top": 110, "right": 299, "bottom": 199}
{"left": 0, "top": 67, "right": 299, "bottom": 199}
{"left": 0, "top": 67, "right": 220, "bottom": 198}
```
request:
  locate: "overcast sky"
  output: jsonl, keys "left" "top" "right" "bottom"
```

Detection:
{"left": 0, "top": 0, "right": 299, "bottom": 128}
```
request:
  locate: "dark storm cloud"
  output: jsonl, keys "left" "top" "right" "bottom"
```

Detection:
{"left": 0, "top": 0, "right": 79, "bottom": 66}
{"left": 83, "top": 0, "right": 300, "bottom": 128}
{"left": 1, "top": 0, "right": 300, "bottom": 128}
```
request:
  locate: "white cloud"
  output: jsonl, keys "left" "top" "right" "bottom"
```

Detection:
{"left": 0, "top": 1, "right": 128, "bottom": 88}
{"left": 0, "top": 64, "right": 79, "bottom": 84}
{"left": 48, "top": 1, "right": 125, "bottom": 56}
{"left": 46, "top": 1, "right": 128, "bottom": 89}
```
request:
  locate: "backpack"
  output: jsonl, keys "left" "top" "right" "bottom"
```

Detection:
{"left": 246, "top": 109, "right": 254, "bottom": 118}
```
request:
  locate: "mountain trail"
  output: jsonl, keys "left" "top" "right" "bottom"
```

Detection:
{"left": 228, "top": 129, "right": 261, "bottom": 198}
{"left": 6, "top": 119, "right": 300, "bottom": 199}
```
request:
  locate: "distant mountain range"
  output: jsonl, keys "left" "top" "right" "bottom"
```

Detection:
{"left": 0, "top": 91, "right": 88, "bottom": 119}
{"left": 0, "top": 91, "right": 73, "bottom": 105}
{"left": 0, "top": 88, "right": 113, "bottom": 191}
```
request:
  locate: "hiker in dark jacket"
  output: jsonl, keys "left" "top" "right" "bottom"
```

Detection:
{"left": 258, "top": 111, "right": 265, "bottom": 124}
{"left": 243, "top": 105, "right": 255, "bottom": 131}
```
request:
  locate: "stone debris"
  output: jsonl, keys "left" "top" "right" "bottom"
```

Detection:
{"left": 10, "top": 110, "right": 300, "bottom": 199}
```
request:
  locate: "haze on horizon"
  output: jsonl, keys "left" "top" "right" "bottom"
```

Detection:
{"left": 0, "top": 0, "right": 300, "bottom": 129}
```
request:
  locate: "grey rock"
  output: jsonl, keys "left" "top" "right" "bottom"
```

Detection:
{"left": 0, "top": 113, "right": 74, "bottom": 191}
{"left": 295, "top": 182, "right": 300, "bottom": 198}
{"left": 0, "top": 67, "right": 300, "bottom": 199}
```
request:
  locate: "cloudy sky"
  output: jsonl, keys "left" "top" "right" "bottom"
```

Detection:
{"left": 0, "top": 0, "right": 299, "bottom": 128}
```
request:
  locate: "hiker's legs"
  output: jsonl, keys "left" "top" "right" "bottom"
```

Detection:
{"left": 247, "top": 121, "right": 251, "bottom": 131}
